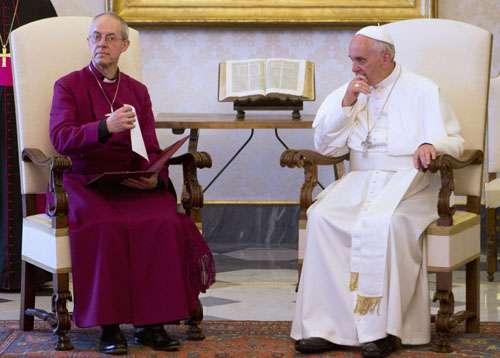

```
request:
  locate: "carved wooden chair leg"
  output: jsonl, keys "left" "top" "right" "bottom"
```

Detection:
{"left": 186, "top": 298, "right": 205, "bottom": 341}
{"left": 486, "top": 208, "right": 497, "bottom": 282}
{"left": 52, "top": 273, "right": 73, "bottom": 351}
{"left": 20, "top": 261, "right": 35, "bottom": 331}
{"left": 433, "top": 272, "right": 454, "bottom": 353}
{"left": 465, "top": 258, "right": 480, "bottom": 333}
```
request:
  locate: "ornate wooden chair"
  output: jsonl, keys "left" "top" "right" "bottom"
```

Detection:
{"left": 281, "top": 19, "right": 491, "bottom": 352}
{"left": 485, "top": 75, "right": 500, "bottom": 282}
{"left": 11, "top": 16, "right": 211, "bottom": 350}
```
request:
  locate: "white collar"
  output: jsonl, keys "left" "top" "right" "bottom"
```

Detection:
{"left": 372, "top": 63, "right": 401, "bottom": 90}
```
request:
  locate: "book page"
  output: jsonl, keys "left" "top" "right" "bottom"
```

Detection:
{"left": 265, "top": 58, "right": 306, "bottom": 97}
{"left": 226, "top": 59, "right": 266, "bottom": 98}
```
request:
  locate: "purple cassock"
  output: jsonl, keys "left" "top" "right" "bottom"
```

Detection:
{"left": 49, "top": 63, "right": 215, "bottom": 328}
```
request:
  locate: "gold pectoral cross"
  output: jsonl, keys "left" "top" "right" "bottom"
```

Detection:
{"left": 1, "top": 46, "right": 10, "bottom": 68}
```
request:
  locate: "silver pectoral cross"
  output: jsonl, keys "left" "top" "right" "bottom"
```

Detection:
{"left": 1, "top": 46, "right": 10, "bottom": 68}
{"left": 361, "top": 137, "right": 372, "bottom": 152}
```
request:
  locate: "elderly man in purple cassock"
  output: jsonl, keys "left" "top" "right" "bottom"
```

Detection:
{"left": 49, "top": 12, "right": 215, "bottom": 355}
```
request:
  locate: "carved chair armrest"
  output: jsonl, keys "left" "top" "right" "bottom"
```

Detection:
{"left": 280, "top": 149, "right": 349, "bottom": 213}
{"left": 280, "top": 149, "right": 348, "bottom": 168}
{"left": 22, "top": 148, "right": 72, "bottom": 228}
{"left": 426, "top": 149, "right": 483, "bottom": 226}
{"left": 168, "top": 151, "right": 212, "bottom": 215}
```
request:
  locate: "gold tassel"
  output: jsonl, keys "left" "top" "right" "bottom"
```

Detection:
{"left": 349, "top": 272, "right": 359, "bottom": 291}
{"left": 353, "top": 295, "right": 382, "bottom": 315}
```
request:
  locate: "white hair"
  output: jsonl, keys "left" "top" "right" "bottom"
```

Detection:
{"left": 373, "top": 40, "right": 395, "bottom": 60}
{"left": 91, "top": 12, "right": 129, "bottom": 41}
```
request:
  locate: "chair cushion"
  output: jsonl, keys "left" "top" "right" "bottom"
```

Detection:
{"left": 488, "top": 76, "right": 500, "bottom": 172}
{"left": 22, "top": 214, "right": 71, "bottom": 273}
{"left": 484, "top": 177, "right": 500, "bottom": 208}
{"left": 384, "top": 19, "right": 491, "bottom": 197}
{"left": 426, "top": 211, "right": 480, "bottom": 272}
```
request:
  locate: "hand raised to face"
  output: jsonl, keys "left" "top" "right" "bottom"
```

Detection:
{"left": 342, "top": 75, "right": 371, "bottom": 107}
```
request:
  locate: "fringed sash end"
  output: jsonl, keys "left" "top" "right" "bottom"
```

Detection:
{"left": 353, "top": 295, "right": 381, "bottom": 315}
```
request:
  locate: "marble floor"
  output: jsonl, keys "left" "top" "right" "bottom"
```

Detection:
{"left": 0, "top": 248, "right": 498, "bottom": 323}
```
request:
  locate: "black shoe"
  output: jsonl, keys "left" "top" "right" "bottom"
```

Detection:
{"left": 134, "top": 325, "right": 181, "bottom": 351}
{"left": 294, "top": 337, "right": 339, "bottom": 354}
{"left": 99, "top": 325, "right": 128, "bottom": 355}
{"left": 361, "top": 335, "right": 399, "bottom": 358}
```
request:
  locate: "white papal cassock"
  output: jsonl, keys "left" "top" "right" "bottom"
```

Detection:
{"left": 291, "top": 64, "right": 464, "bottom": 346}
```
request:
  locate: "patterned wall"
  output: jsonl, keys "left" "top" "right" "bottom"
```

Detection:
{"left": 51, "top": 0, "right": 500, "bottom": 200}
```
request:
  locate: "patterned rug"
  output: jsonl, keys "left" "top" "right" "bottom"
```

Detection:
{"left": 0, "top": 320, "right": 497, "bottom": 357}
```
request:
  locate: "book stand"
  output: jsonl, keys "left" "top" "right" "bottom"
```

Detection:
{"left": 233, "top": 98, "right": 303, "bottom": 120}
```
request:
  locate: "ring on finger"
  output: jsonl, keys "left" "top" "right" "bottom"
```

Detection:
{"left": 354, "top": 83, "right": 360, "bottom": 88}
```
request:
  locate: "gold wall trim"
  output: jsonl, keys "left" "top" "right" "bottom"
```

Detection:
{"left": 112, "top": 0, "right": 438, "bottom": 26}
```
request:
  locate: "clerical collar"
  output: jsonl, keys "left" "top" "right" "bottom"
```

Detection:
{"left": 88, "top": 62, "right": 120, "bottom": 83}
{"left": 372, "top": 63, "right": 401, "bottom": 90}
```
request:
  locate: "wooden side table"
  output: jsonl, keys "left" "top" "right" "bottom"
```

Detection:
{"left": 156, "top": 113, "right": 314, "bottom": 193}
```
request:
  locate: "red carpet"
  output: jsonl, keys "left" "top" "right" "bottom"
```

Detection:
{"left": 0, "top": 320, "right": 497, "bottom": 357}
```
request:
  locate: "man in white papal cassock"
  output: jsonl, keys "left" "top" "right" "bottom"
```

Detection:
{"left": 291, "top": 26, "right": 464, "bottom": 357}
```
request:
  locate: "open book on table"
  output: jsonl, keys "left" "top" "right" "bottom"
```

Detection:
{"left": 218, "top": 58, "right": 315, "bottom": 102}
{"left": 86, "top": 135, "right": 189, "bottom": 187}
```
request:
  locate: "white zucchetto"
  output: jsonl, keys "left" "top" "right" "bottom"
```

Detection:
{"left": 355, "top": 25, "right": 394, "bottom": 45}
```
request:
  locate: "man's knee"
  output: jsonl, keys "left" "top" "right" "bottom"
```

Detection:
{"left": 307, "top": 204, "right": 328, "bottom": 224}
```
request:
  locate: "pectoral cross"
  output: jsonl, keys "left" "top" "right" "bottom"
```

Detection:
{"left": 361, "top": 137, "right": 372, "bottom": 152}
{"left": 1, "top": 46, "right": 10, "bottom": 68}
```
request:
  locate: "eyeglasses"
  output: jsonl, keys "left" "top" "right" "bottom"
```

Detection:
{"left": 88, "top": 32, "right": 123, "bottom": 45}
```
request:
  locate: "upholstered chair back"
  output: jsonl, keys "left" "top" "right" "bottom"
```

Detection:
{"left": 11, "top": 16, "right": 143, "bottom": 195}
{"left": 488, "top": 75, "right": 500, "bottom": 174}
{"left": 384, "top": 19, "right": 492, "bottom": 197}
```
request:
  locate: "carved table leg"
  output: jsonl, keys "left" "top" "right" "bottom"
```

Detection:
{"left": 486, "top": 208, "right": 497, "bottom": 282}
{"left": 20, "top": 261, "right": 35, "bottom": 331}
{"left": 292, "top": 109, "right": 301, "bottom": 120}
{"left": 188, "top": 128, "right": 199, "bottom": 153}
{"left": 52, "top": 273, "right": 73, "bottom": 351}
{"left": 433, "top": 272, "right": 454, "bottom": 353}
{"left": 465, "top": 258, "right": 480, "bottom": 333}
{"left": 236, "top": 110, "right": 245, "bottom": 120}
{"left": 186, "top": 298, "right": 205, "bottom": 340}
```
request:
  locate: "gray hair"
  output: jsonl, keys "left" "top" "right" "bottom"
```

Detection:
{"left": 373, "top": 40, "right": 395, "bottom": 60}
{"left": 91, "top": 12, "right": 129, "bottom": 40}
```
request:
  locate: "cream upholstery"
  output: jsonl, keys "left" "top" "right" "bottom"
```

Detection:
{"left": 426, "top": 211, "right": 480, "bottom": 271}
{"left": 487, "top": 75, "right": 500, "bottom": 175}
{"left": 379, "top": 20, "right": 490, "bottom": 350}
{"left": 485, "top": 75, "right": 500, "bottom": 281}
{"left": 384, "top": 19, "right": 491, "bottom": 197}
{"left": 485, "top": 76, "right": 500, "bottom": 209}
{"left": 11, "top": 16, "right": 143, "bottom": 195}
{"left": 383, "top": 20, "right": 491, "bottom": 290}
{"left": 22, "top": 214, "right": 70, "bottom": 273}
{"left": 485, "top": 178, "right": 500, "bottom": 208}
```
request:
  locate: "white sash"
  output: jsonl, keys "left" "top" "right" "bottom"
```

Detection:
{"left": 349, "top": 151, "right": 417, "bottom": 314}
